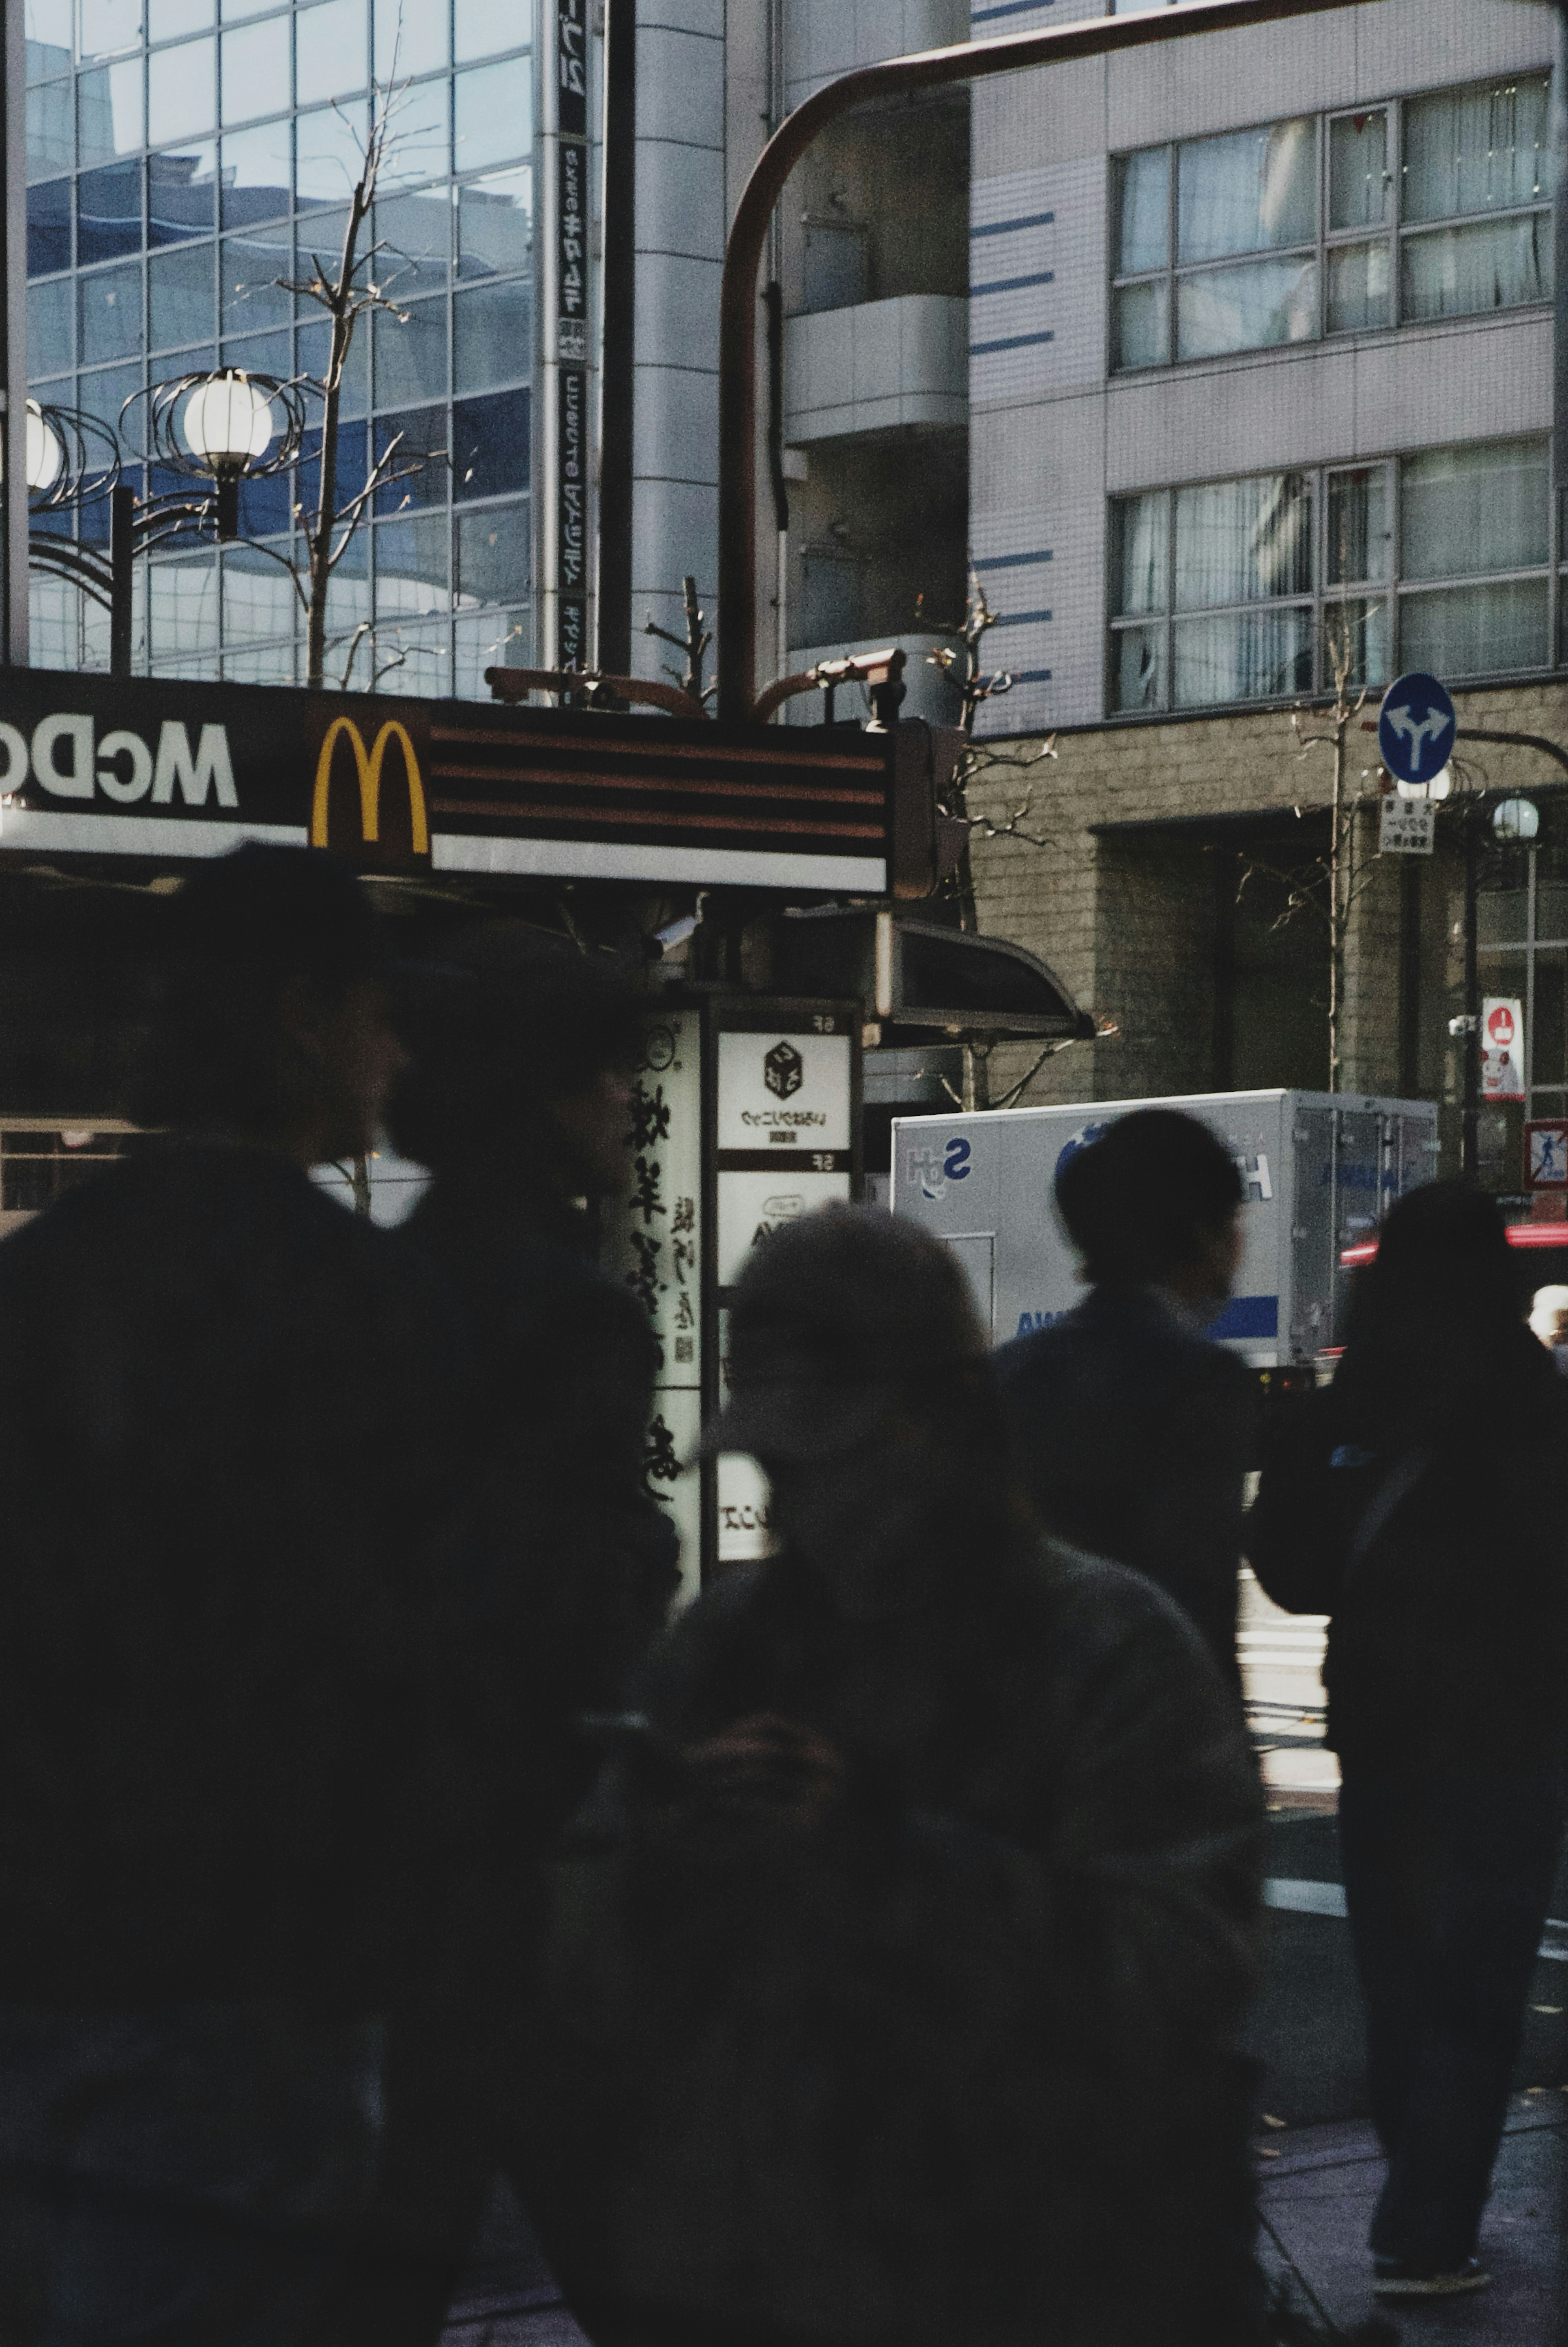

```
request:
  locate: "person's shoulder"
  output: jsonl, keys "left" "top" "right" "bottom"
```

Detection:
{"left": 1044, "top": 1537, "right": 1212, "bottom": 1653}
{"left": 993, "top": 1300, "right": 1090, "bottom": 1387}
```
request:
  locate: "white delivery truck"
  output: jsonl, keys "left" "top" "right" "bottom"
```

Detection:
{"left": 891, "top": 1089, "right": 1439, "bottom": 1368}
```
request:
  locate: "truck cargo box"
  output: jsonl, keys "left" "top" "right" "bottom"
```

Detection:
{"left": 891, "top": 1090, "right": 1439, "bottom": 1367}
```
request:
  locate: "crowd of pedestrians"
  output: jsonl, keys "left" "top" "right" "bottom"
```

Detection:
{"left": 0, "top": 841, "right": 1558, "bottom": 2345}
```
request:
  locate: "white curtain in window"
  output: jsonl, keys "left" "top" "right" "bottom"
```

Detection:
{"left": 1399, "top": 579, "right": 1548, "bottom": 678}
{"left": 1329, "top": 111, "right": 1389, "bottom": 231}
{"left": 1113, "top": 492, "right": 1167, "bottom": 615}
{"left": 1111, "top": 625, "right": 1164, "bottom": 712}
{"left": 1173, "top": 606, "right": 1312, "bottom": 706}
{"left": 1177, "top": 256, "right": 1316, "bottom": 360}
{"left": 1116, "top": 147, "right": 1169, "bottom": 276}
{"left": 1402, "top": 215, "right": 1550, "bottom": 320}
{"left": 1177, "top": 120, "right": 1314, "bottom": 263}
{"left": 1174, "top": 473, "right": 1312, "bottom": 611}
{"left": 1404, "top": 77, "right": 1549, "bottom": 223}
{"left": 1400, "top": 439, "right": 1550, "bottom": 580}
{"left": 1326, "top": 469, "right": 1388, "bottom": 586}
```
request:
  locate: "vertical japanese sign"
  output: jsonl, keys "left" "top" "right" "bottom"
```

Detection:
{"left": 602, "top": 1008, "right": 703, "bottom": 1605}
{"left": 539, "top": 0, "right": 592, "bottom": 670}
{"left": 713, "top": 1010, "right": 858, "bottom": 1565}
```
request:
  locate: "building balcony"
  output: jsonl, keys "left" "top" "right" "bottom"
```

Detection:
{"left": 783, "top": 296, "right": 969, "bottom": 445}
{"left": 784, "top": 0, "right": 970, "bottom": 107}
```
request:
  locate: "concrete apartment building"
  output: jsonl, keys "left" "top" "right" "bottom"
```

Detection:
{"left": 698, "top": 0, "right": 1568, "bottom": 1193}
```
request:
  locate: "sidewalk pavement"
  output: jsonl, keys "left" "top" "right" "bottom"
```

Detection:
{"left": 438, "top": 2100, "right": 1566, "bottom": 2347}
{"left": 1258, "top": 2093, "right": 1566, "bottom": 2344}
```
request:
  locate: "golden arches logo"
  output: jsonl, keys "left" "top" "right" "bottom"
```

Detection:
{"left": 310, "top": 717, "right": 429, "bottom": 855}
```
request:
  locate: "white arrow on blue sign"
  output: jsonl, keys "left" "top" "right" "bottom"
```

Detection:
{"left": 1377, "top": 672, "right": 1457, "bottom": 786}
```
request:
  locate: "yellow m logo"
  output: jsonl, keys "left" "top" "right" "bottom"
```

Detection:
{"left": 310, "top": 717, "right": 430, "bottom": 856}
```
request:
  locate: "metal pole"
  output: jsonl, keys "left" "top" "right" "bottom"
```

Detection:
{"left": 716, "top": 0, "right": 1387, "bottom": 722}
{"left": 1463, "top": 808, "right": 1481, "bottom": 1183}
{"left": 1, "top": 0, "right": 29, "bottom": 667}
{"left": 109, "top": 486, "right": 135, "bottom": 678}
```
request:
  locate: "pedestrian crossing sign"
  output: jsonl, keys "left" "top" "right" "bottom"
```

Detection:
{"left": 1526, "top": 1121, "right": 1568, "bottom": 1188}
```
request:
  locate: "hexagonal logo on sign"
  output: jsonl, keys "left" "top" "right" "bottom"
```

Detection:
{"left": 764, "top": 1039, "right": 804, "bottom": 1100}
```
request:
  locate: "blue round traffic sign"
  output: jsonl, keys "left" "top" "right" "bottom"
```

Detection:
{"left": 1377, "top": 672, "right": 1457, "bottom": 786}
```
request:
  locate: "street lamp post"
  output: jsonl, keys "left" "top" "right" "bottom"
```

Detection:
{"left": 21, "top": 370, "right": 304, "bottom": 678}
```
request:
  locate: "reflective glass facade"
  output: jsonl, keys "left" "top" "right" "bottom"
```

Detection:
{"left": 23, "top": 0, "right": 535, "bottom": 695}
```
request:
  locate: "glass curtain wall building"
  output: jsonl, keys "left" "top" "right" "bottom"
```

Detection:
{"left": 22, "top": 0, "right": 535, "bottom": 695}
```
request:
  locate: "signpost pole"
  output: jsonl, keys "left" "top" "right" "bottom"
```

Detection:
{"left": 1462, "top": 808, "right": 1481, "bottom": 1184}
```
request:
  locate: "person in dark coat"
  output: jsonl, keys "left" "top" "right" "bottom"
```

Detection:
{"left": 993, "top": 1107, "right": 1258, "bottom": 1686}
{"left": 1247, "top": 1181, "right": 1568, "bottom": 2301}
{"left": 361, "top": 932, "right": 680, "bottom": 2340}
{"left": 0, "top": 846, "right": 471, "bottom": 2345}
{"left": 523, "top": 1205, "right": 1266, "bottom": 2347}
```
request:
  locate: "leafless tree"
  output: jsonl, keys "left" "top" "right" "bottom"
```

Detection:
{"left": 1235, "top": 619, "right": 1401, "bottom": 1093}
{"left": 273, "top": 58, "right": 448, "bottom": 688}
{"left": 644, "top": 576, "right": 716, "bottom": 708}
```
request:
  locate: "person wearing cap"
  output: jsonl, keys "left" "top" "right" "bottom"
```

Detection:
{"left": 993, "top": 1107, "right": 1258, "bottom": 1688}
{"left": 523, "top": 1203, "right": 1266, "bottom": 2347}
{"left": 0, "top": 845, "right": 471, "bottom": 2344}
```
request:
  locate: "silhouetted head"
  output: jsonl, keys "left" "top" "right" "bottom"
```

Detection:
{"left": 132, "top": 844, "right": 398, "bottom": 1166}
{"left": 701, "top": 1205, "right": 1005, "bottom": 1615}
{"left": 1338, "top": 1181, "right": 1539, "bottom": 1433}
{"left": 389, "top": 928, "right": 644, "bottom": 1202}
{"left": 1055, "top": 1107, "right": 1245, "bottom": 1307}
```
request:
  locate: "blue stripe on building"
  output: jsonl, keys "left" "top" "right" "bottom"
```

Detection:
{"left": 973, "top": 550, "right": 1053, "bottom": 570}
{"left": 972, "top": 269, "right": 1055, "bottom": 296}
{"left": 973, "top": 0, "right": 1054, "bottom": 18}
{"left": 970, "top": 211, "right": 1055, "bottom": 238}
{"left": 971, "top": 331, "right": 1055, "bottom": 354}
{"left": 990, "top": 610, "right": 1052, "bottom": 627}
{"left": 1007, "top": 668, "right": 1054, "bottom": 684}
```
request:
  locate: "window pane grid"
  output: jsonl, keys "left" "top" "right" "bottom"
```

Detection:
{"left": 1112, "top": 73, "right": 1551, "bottom": 375}
{"left": 1108, "top": 435, "right": 1557, "bottom": 715}
{"left": 24, "top": 0, "right": 536, "bottom": 689}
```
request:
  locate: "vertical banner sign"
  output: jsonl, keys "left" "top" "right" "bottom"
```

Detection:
{"left": 603, "top": 1007, "right": 704, "bottom": 1607}
{"left": 554, "top": 0, "right": 589, "bottom": 669}
{"left": 1482, "top": 996, "right": 1527, "bottom": 1104}
{"left": 713, "top": 1006, "right": 859, "bottom": 1566}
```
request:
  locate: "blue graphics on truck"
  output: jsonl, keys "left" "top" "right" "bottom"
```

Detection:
{"left": 1054, "top": 1121, "right": 1113, "bottom": 1178}
{"left": 908, "top": 1134, "right": 972, "bottom": 1202}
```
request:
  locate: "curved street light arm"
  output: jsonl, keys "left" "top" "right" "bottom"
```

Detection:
{"left": 717, "top": 0, "right": 1387, "bottom": 721}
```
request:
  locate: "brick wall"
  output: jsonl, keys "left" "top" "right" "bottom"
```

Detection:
{"left": 968, "top": 679, "right": 1568, "bottom": 1115}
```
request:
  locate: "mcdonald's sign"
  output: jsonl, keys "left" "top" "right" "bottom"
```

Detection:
{"left": 0, "top": 668, "right": 895, "bottom": 895}
{"left": 309, "top": 716, "right": 430, "bottom": 865}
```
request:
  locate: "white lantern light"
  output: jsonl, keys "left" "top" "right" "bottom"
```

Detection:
{"left": 24, "top": 401, "right": 64, "bottom": 494}
{"left": 180, "top": 372, "right": 277, "bottom": 472}
{"left": 0, "top": 401, "right": 66, "bottom": 494}
{"left": 1492, "top": 795, "right": 1541, "bottom": 843}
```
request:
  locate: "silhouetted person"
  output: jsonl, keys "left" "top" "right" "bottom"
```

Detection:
{"left": 525, "top": 1205, "right": 1265, "bottom": 2347}
{"left": 0, "top": 845, "right": 470, "bottom": 2345}
{"left": 994, "top": 1108, "right": 1257, "bottom": 1684}
{"left": 365, "top": 933, "right": 679, "bottom": 2339}
{"left": 1249, "top": 1182, "right": 1568, "bottom": 2301}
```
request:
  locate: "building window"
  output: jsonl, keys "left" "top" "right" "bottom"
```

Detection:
{"left": 1111, "top": 73, "right": 1550, "bottom": 372}
{"left": 1109, "top": 435, "right": 1554, "bottom": 715}
{"left": 22, "top": 0, "right": 536, "bottom": 692}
